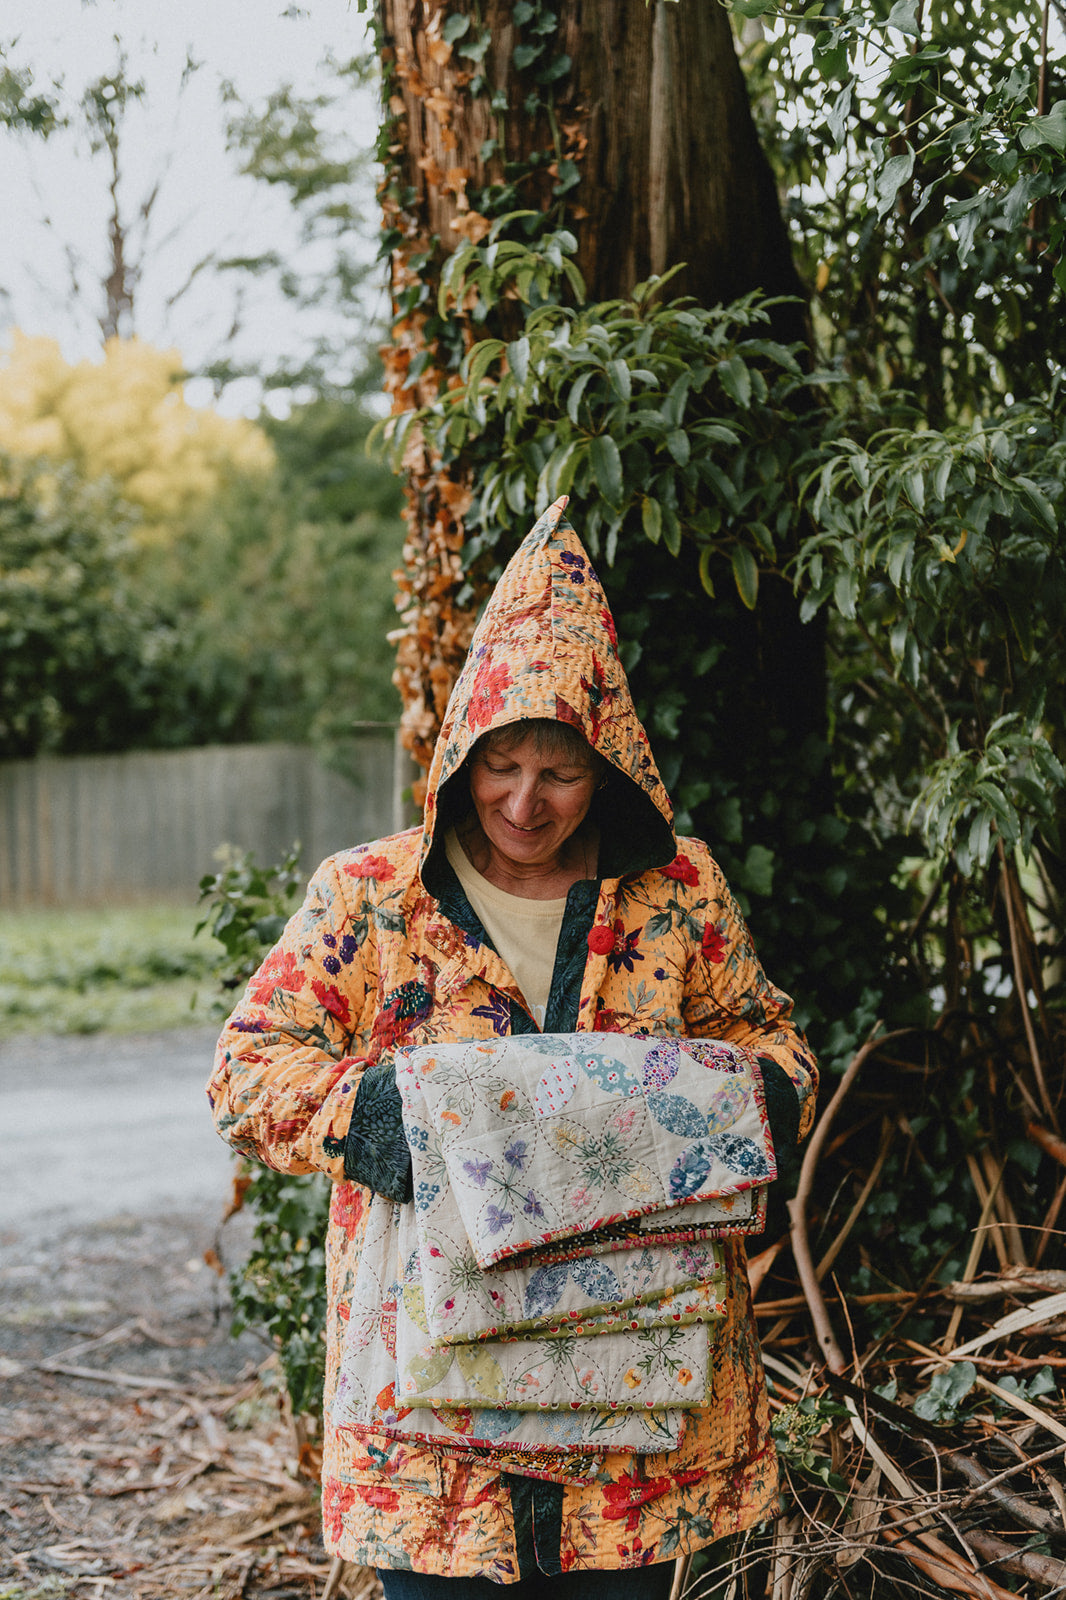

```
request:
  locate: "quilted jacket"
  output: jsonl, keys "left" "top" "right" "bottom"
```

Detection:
{"left": 208, "top": 496, "right": 818, "bottom": 1579}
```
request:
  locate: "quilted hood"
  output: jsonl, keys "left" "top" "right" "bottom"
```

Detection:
{"left": 420, "top": 495, "right": 677, "bottom": 884}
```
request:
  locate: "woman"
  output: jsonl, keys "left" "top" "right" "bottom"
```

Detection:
{"left": 209, "top": 496, "right": 817, "bottom": 1593}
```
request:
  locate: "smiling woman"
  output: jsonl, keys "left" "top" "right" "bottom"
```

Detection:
{"left": 209, "top": 496, "right": 818, "bottom": 1590}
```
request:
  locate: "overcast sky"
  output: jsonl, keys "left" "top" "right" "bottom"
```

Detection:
{"left": 1, "top": 0, "right": 382, "bottom": 413}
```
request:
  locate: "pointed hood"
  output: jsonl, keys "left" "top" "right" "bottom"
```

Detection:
{"left": 420, "top": 496, "right": 676, "bottom": 885}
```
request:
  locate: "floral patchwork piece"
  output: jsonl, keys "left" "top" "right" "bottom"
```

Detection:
{"left": 330, "top": 1032, "right": 770, "bottom": 1462}
{"left": 397, "top": 1033, "right": 775, "bottom": 1269}
{"left": 394, "top": 1299, "right": 710, "bottom": 1412}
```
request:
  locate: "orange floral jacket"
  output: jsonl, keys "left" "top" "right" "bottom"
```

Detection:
{"left": 208, "top": 497, "right": 817, "bottom": 1579}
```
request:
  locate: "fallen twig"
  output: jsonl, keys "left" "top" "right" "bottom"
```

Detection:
{"left": 944, "top": 1290, "right": 1066, "bottom": 1361}
{"left": 943, "top": 1268, "right": 1066, "bottom": 1300}
{"left": 964, "top": 1525, "right": 1066, "bottom": 1589}
{"left": 228, "top": 1499, "right": 316, "bottom": 1547}
{"left": 955, "top": 1439, "right": 1066, "bottom": 1507}
{"left": 937, "top": 1444, "right": 1066, "bottom": 1542}
{"left": 38, "top": 1362, "right": 187, "bottom": 1393}
{"left": 882, "top": 1506, "right": 1017, "bottom": 1600}
{"left": 1029, "top": 1120, "right": 1066, "bottom": 1169}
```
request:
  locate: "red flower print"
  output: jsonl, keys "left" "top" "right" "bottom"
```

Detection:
{"left": 702, "top": 924, "right": 727, "bottom": 963}
{"left": 587, "top": 924, "right": 616, "bottom": 955}
{"left": 330, "top": 1181, "right": 365, "bottom": 1238}
{"left": 661, "top": 853, "right": 700, "bottom": 887}
{"left": 603, "top": 1469, "right": 705, "bottom": 1530}
{"left": 248, "top": 948, "right": 306, "bottom": 1004}
{"left": 593, "top": 1006, "right": 623, "bottom": 1032}
{"left": 601, "top": 607, "right": 618, "bottom": 652}
{"left": 343, "top": 853, "right": 395, "bottom": 881}
{"left": 357, "top": 1482, "right": 401, "bottom": 1512}
{"left": 468, "top": 658, "right": 513, "bottom": 731}
{"left": 312, "top": 979, "right": 352, "bottom": 1026}
{"left": 603, "top": 1474, "right": 665, "bottom": 1532}
{"left": 321, "top": 1478, "right": 357, "bottom": 1544}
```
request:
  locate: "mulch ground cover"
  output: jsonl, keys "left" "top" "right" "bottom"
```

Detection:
{"left": 0, "top": 1207, "right": 379, "bottom": 1600}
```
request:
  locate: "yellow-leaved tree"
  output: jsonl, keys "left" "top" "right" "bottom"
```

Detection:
{"left": 0, "top": 331, "right": 274, "bottom": 529}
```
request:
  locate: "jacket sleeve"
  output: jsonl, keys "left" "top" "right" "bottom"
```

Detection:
{"left": 206, "top": 856, "right": 379, "bottom": 1181}
{"left": 681, "top": 842, "right": 818, "bottom": 1142}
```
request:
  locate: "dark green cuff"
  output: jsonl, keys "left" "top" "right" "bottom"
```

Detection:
{"left": 757, "top": 1054, "right": 802, "bottom": 1162}
{"left": 343, "top": 1059, "right": 413, "bottom": 1203}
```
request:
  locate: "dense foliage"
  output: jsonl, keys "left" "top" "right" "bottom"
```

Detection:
{"left": 197, "top": 849, "right": 332, "bottom": 1433}
{"left": 0, "top": 453, "right": 179, "bottom": 757}
{"left": 0, "top": 373, "right": 403, "bottom": 762}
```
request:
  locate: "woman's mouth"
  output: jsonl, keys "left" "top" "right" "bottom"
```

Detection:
{"left": 502, "top": 816, "right": 543, "bottom": 834}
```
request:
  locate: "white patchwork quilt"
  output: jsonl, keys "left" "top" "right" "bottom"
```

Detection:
{"left": 332, "top": 1033, "right": 773, "bottom": 1468}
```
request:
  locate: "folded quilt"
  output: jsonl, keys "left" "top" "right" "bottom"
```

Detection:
{"left": 332, "top": 1033, "right": 771, "bottom": 1468}
{"left": 397, "top": 1032, "right": 775, "bottom": 1269}
{"left": 331, "top": 1195, "right": 690, "bottom": 1463}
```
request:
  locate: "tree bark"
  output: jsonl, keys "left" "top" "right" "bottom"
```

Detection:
{"left": 378, "top": 0, "right": 812, "bottom": 786}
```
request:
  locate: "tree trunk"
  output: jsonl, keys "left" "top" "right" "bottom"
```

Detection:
{"left": 378, "top": 0, "right": 812, "bottom": 787}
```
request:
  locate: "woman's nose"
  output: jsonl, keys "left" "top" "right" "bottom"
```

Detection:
{"left": 509, "top": 777, "right": 542, "bottom": 822}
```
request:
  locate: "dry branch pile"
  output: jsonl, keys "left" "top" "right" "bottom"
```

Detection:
{"left": 711, "top": 1024, "right": 1066, "bottom": 1600}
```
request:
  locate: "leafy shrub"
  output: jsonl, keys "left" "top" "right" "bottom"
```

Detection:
{"left": 198, "top": 846, "right": 332, "bottom": 1422}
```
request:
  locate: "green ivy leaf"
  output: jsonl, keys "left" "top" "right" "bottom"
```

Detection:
{"left": 885, "top": 0, "right": 920, "bottom": 36}
{"left": 591, "top": 433, "right": 624, "bottom": 507}
{"left": 642, "top": 496, "right": 663, "bottom": 545}
{"left": 1021, "top": 101, "right": 1066, "bottom": 154}
{"left": 732, "top": 545, "right": 759, "bottom": 609}
{"left": 442, "top": 11, "right": 471, "bottom": 41}
{"left": 913, "top": 1362, "right": 977, "bottom": 1422}
{"left": 730, "top": 0, "right": 776, "bottom": 17}
{"left": 874, "top": 149, "right": 915, "bottom": 217}
{"left": 553, "top": 157, "right": 581, "bottom": 194}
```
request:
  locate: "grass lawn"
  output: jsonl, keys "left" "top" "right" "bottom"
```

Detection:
{"left": 0, "top": 904, "right": 225, "bottom": 1036}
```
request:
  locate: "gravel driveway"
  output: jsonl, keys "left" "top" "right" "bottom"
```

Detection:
{"left": 0, "top": 1022, "right": 259, "bottom": 1379}
{"left": 0, "top": 1024, "right": 233, "bottom": 1239}
{"left": 0, "top": 1028, "right": 307, "bottom": 1597}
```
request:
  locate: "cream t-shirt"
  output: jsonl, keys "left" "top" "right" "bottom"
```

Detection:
{"left": 445, "top": 830, "right": 567, "bottom": 1029}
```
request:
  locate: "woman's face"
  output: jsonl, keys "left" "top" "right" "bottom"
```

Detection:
{"left": 468, "top": 731, "right": 599, "bottom": 874}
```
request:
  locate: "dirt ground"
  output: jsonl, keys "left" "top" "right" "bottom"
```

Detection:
{"left": 0, "top": 1030, "right": 380, "bottom": 1600}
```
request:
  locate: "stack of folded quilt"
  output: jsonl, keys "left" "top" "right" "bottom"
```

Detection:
{"left": 333, "top": 1033, "right": 775, "bottom": 1478}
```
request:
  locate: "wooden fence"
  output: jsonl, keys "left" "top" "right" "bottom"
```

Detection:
{"left": 0, "top": 731, "right": 416, "bottom": 906}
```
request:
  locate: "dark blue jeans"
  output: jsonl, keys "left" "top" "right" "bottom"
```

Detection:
{"left": 377, "top": 1563, "right": 677, "bottom": 1599}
